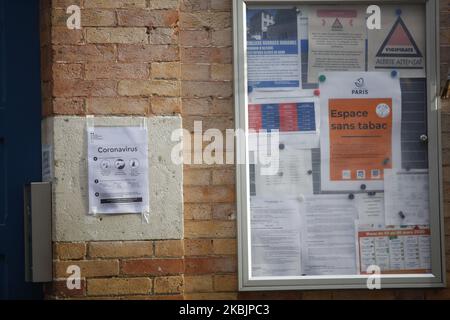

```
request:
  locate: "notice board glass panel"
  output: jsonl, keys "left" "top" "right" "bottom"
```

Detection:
{"left": 234, "top": 0, "right": 445, "bottom": 291}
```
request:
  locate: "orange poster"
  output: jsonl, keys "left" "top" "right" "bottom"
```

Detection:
{"left": 329, "top": 98, "right": 393, "bottom": 182}
{"left": 319, "top": 72, "right": 402, "bottom": 191}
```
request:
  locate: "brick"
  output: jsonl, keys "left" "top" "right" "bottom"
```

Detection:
{"left": 184, "top": 203, "right": 212, "bottom": 220}
{"left": 184, "top": 239, "right": 213, "bottom": 256}
{"left": 212, "top": 239, "right": 236, "bottom": 255}
{"left": 212, "top": 203, "right": 236, "bottom": 220}
{"left": 211, "top": 64, "right": 233, "bottom": 81}
{"left": 54, "top": 44, "right": 116, "bottom": 63}
{"left": 53, "top": 79, "right": 117, "bottom": 97}
{"left": 184, "top": 186, "right": 235, "bottom": 203}
{"left": 182, "top": 81, "right": 232, "bottom": 98}
{"left": 185, "top": 221, "right": 236, "bottom": 238}
{"left": 214, "top": 274, "right": 237, "bottom": 292}
{"left": 180, "top": 30, "right": 210, "bottom": 47}
{"left": 183, "top": 115, "right": 234, "bottom": 133}
{"left": 47, "top": 279, "right": 86, "bottom": 298}
{"left": 118, "top": 44, "right": 179, "bottom": 62}
{"left": 152, "top": 62, "right": 181, "bottom": 79}
{"left": 212, "top": 169, "right": 235, "bottom": 185}
{"left": 239, "top": 291, "right": 303, "bottom": 300}
{"left": 184, "top": 275, "right": 213, "bottom": 293}
{"left": 181, "top": 47, "right": 232, "bottom": 64}
{"left": 181, "top": 64, "right": 210, "bottom": 81}
{"left": 122, "top": 294, "right": 183, "bottom": 300}
{"left": 53, "top": 63, "right": 83, "bottom": 79}
{"left": 179, "top": 12, "right": 231, "bottom": 30}
{"left": 84, "top": 0, "right": 147, "bottom": 8}
{"left": 149, "top": 0, "right": 179, "bottom": 9}
{"left": 87, "top": 278, "right": 152, "bottom": 296}
{"left": 210, "top": 0, "right": 232, "bottom": 11}
{"left": 181, "top": 0, "right": 209, "bottom": 12}
{"left": 121, "top": 259, "right": 184, "bottom": 276}
{"left": 302, "top": 291, "right": 333, "bottom": 300}
{"left": 394, "top": 290, "right": 425, "bottom": 300}
{"left": 86, "top": 27, "right": 148, "bottom": 44}
{"left": 151, "top": 96, "right": 181, "bottom": 114}
{"left": 53, "top": 0, "right": 82, "bottom": 8}
{"left": 332, "top": 291, "right": 396, "bottom": 300}
{"left": 53, "top": 98, "right": 86, "bottom": 115}
{"left": 82, "top": 9, "right": 116, "bottom": 26}
{"left": 85, "top": 63, "right": 149, "bottom": 80}
{"left": 426, "top": 289, "right": 450, "bottom": 299}
{"left": 88, "top": 241, "right": 153, "bottom": 258}
{"left": 154, "top": 276, "right": 184, "bottom": 294}
{"left": 87, "top": 97, "right": 149, "bottom": 115}
{"left": 117, "top": 9, "right": 179, "bottom": 27}
{"left": 212, "top": 29, "right": 232, "bottom": 47}
{"left": 118, "top": 80, "right": 180, "bottom": 96}
{"left": 54, "top": 242, "right": 86, "bottom": 260}
{"left": 52, "top": 27, "right": 84, "bottom": 44}
{"left": 184, "top": 168, "right": 211, "bottom": 186}
{"left": 55, "top": 260, "right": 119, "bottom": 278}
{"left": 182, "top": 98, "right": 211, "bottom": 115}
{"left": 150, "top": 28, "right": 178, "bottom": 45}
{"left": 155, "top": 240, "right": 184, "bottom": 257}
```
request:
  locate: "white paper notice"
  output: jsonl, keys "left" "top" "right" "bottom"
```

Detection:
{"left": 319, "top": 71, "right": 402, "bottom": 191}
{"left": 251, "top": 198, "right": 302, "bottom": 277}
{"left": 308, "top": 6, "right": 366, "bottom": 83}
{"left": 300, "top": 195, "right": 358, "bottom": 275}
{"left": 368, "top": 5, "right": 426, "bottom": 78}
{"left": 254, "top": 149, "right": 313, "bottom": 198}
{"left": 355, "top": 193, "right": 385, "bottom": 226}
{"left": 357, "top": 224, "right": 431, "bottom": 274}
{"left": 42, "top": 144, "right": 53, "bottom": 182}
{"left": 87, "top": 126, "right": 149, "bottom": 215}
{"left": 384, "top": 169, "right": 429, "bottom": 226}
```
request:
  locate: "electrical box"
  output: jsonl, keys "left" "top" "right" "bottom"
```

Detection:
{"left": 24, "top": 182, "right": 52, "bottom": 283}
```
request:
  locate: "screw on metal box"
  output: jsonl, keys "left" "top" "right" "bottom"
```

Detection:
{"left": 420, "top": 134, "right": 428, "bottom": 143}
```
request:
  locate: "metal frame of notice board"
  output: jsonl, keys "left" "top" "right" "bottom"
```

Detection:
{"left": 234, "top": 0, "right": 445, "bottom": 291}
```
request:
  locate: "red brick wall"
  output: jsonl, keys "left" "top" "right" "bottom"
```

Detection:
{"left": 41, "top": 0, "right": 450, "bottom": 299}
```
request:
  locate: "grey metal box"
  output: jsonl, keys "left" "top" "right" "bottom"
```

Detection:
{"left": 24, "top": 182, "right": 52, "bottom": 283}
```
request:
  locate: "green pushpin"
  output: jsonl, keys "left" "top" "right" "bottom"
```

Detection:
{"left": 319, "top": 75, "right": 326, "bottom": 83}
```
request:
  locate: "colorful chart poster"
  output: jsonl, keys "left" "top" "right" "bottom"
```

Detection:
{"left": 308, "top": 6, "right": 366, "bottom": 83}
{"left": 320, "top": 72, "right": 402, "bottom": 191}
{"left": 247, "top": 8, "right": 302, "bottom": 90}
{"left": 357, "top": 225, "right": 431, "bottom": 274}
{"left": 248, "top": 102, "right": 317, "bottom": 133}
{"left": 248, "top": 97, "right": 320, "bottom": 150}
{"left": 368, "top": 5, "right": 426, "bottom": 78}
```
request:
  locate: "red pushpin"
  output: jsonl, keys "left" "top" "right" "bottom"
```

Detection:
{"left": 314, "top": 89, "right": 320, "bottom": 96}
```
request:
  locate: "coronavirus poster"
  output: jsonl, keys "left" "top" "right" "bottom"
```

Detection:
{"left": 87, "top": 126, "right": 149, "bottom": 215}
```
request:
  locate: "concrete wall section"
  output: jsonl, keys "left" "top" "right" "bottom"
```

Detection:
{"left": 42, "top": 116, "right": 183, "bottom": 241}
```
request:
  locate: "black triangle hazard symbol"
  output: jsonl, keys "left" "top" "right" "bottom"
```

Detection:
{"left": 376, "top": 16, "right": 422, "bottom": 58}
{"left": 332, "top": 18, "right": 343, "bottom": 29}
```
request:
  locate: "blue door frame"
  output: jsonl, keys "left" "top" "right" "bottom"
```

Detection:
{"left": 0, "top": 0, "right": 43, "bottom": 299}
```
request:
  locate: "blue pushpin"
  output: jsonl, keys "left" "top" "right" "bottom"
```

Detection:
{"left": 396, "top": 8, "right": 402, "bottom": 16}
{"left": 248, "top": 86, "right": 253, "bottom": 94}
{"left": 319, "top": 75, "right": 326, "bottom": 83}
{"left": 391, "top": 70, "right": 398, "bottom": 78}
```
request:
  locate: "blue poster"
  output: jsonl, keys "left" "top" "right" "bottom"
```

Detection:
{"left": 247, "top": 8, "right": 301, "bottom": 90}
